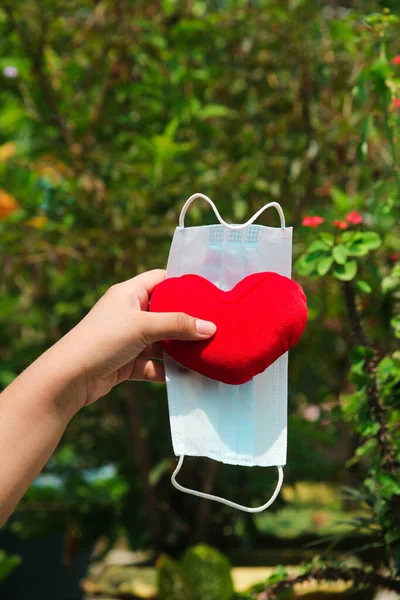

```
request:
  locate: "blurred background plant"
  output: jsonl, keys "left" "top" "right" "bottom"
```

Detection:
{"left": 0, "top": 551, "right": 21, "bottom": 584}
{"left": 0, "top": 0, "right": 399, "bottom": 598}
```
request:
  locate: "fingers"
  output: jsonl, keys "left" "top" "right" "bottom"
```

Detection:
{"left": 139, "top": 311, "right": 216, "bottom": 344}
{"left": 124, "top": 270, "right": 166, "bottom": 295}
{"left": 114, "top": 270, "right": 166, "bottom": 311}
{"left": 129, "top": 358, "right": 165, "bottom": 383}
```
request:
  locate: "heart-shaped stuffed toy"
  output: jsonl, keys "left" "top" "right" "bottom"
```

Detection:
{"left": 150, "top": 272, "right": 307, "bottom": 385}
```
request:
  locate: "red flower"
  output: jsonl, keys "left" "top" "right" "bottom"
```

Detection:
{"left": 333, "top": 220, "right": 348, "bottom": 230}
{"left": 346, "top": 211, "right": 363, "bottom": 225}
{"left": 390, "top": 252, "right": 399, "bottom": 262}
{"left": 392, "top": 56, "right": 400, "bottom": 66}
{"left": 393, "top": 98, "right": 400, "bottom": 110}
{"left": 302, "top": 215, "right": 324, "bottom": 228}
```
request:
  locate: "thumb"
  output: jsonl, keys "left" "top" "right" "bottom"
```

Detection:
{"left": 140, "top": 311, "right": 216, "bottom": 344}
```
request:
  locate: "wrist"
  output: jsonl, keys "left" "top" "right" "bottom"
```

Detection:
{"left": 24, "top": 343, "right": 86, "bottom": 421}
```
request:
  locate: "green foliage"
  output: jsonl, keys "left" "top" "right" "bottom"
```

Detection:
{"left": 255, "top": 506, "right": 363, "bottom": 540}
{"left": 0, "top": 0, "right": 399, "bottom": 577}
{"left": 10, "top": 447, "right": 128, "bottom": 549}
{"left": 266, "top": 565, "right": 289, "bottom": 586}
{"left": 296, "top": 230, "right": 382, "bottom": 282}
{"left": 0, "top": 550, "right": 21, "bottom": 582}
{"left": 157, "top": 545, "right": 234, "bottom": 600}
{"left": 157, "top": 556, "right": 190, "bottom": 600}
{"left": 378, "top": 353, "right": 400, "bottom": 409}
{"left": 255, "top": 481, "right": 371, "bottom": 541}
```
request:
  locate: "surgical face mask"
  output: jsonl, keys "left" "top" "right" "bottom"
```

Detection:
{"left": 164, "top": 193, "right": 293, "bottom": 512}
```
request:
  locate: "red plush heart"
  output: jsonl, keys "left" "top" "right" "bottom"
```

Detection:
{"left": 150, "top": 272, "right": 307, "bottom": 385}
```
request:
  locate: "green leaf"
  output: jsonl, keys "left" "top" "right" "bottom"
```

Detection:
{"left": 304, "top": 250, "right": 330, "bottom": 265}
{"left": 370, "top": 57, "right": 391, "bottom": 92}
{"left": 391, "top": 317, "right": 400, "bottom": 338}
{"left": 149, "top": 459, "right": 174, "bottom": 486}
{"left": 355, "top": 438, "right": 377, "bottom": 457}
{"left": 333, "top": 260, "right": 358, "bottom": 281}
{"left": 362, "top": 231, "right": 381, "bottom": 250}
{"left": 0, "top": 551, "right": 21, "bottom": 583}
{"left": 379, "top": 474, "right": 400, "bottom": 497}
{"left": 391, "top": 316, "right": 400, "bottom": 329}
{"left": 331, "top": 187, "right": 350, "bottom": 211}
{"left": 267, "top": 565, "right": 289, "bottom": 584}
{"left": 340, "top": 231, "right": 356, "bottom": 243}
{"left": 302, "top": 240, "right": 331, "bottom": 268}
{"left": 161, "top": 0, "right": 176, "bottom": 16}
{"left": 319, "top": 233, "right": 334, "bottom": 247}
{"left": 346, "top": 241, "right": 369, "bottom": 257}
{"left": 0, "top": 370, "right": 17, "bottom": 387}
{"left": 317, "top": 256, "right": 334, "bottom": 276}
{"left": 385, "top": 530, "right": 400, "bottom": 544}
{"left": 350, "top": 346, "right": 374, "bottom": 362}
{"left": 356, "top": 280, "right": 372, "bottom": 294}
{"left": 295, "top": 255, "right": 317, "bottom": 277}
{"left": 349, "top": 357, "right": 370, "bottom": 387}
{"left": 308, "top": 240, "right": 332, "bottom": 252}
{"left": 358, "top": 423, "right": 379, "bottom": 438}
{"left": 382, "top": 275, "right": 399, "bottom": 293}
{"left": 343, "top": 232, "right": 369, "bottom": 256}
{"left": 332, "top": 245, "right": 348, "bottom": 265}
{"left": 164, "top": 117, "right": 180, "bottom": 139}
{"left": 197, "top": 104, "right": 237, "bottom": 120}
{"left": 353, "top": 78, "right": 368, "bottom": 104}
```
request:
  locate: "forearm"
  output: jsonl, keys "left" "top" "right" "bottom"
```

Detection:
{"left": 0, "top": 345, "right": 80, "bottom": 525}
{"left": 0, "top": 270, "right": 215, "bottom": 525}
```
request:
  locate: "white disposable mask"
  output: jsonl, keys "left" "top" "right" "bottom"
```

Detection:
{"left": 164, "top": 194, "right": 293, "bottom": 512}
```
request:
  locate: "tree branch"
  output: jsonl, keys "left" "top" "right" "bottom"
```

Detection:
{"left": 123, "top": 387, "right": 162, "bottom": 549}
{"left": 256, "top": 566, "right": 400, "bottom": 600}
{"left": 342, "top": 281, "right": 369, "bottom": 347}
{"left": 193, "top": 459, "right": 220, "bottom": 544}
{"left": 342, "top": 281, "right": 399, "bottom": 475}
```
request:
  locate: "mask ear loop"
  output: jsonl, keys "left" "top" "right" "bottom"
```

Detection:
{"left": 174, "top": 192, "right": 286, "bottom": 512}
{"left": 172, "top": 456, "right": 284, "bottom": 513}
{"left": 179, "top": 192, "right": 285, "bottom": 230}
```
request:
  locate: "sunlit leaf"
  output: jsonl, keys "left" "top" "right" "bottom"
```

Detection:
{"left": 333, "top": 260, "right": 357, "bottom": 281}
{"left": 332, "top": 245, "right": 347, "bottom": 265}
{"left": 356, "top": 280, "right": 372, "bottom": 294}
{"left": 317, "top": 256, "right": 333, "bottom": 276}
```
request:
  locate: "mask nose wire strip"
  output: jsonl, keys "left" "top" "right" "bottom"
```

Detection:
{"left": 171, "top": 456, "right": 284, "bottom": 513}
{"left": 179, "top": 193, "right": 285, "bottom": 231}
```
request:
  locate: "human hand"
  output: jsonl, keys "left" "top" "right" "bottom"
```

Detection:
{"left": 0, "top": 269, "right": 216, "bottom": 523}
{"left": 51, "top": 269, "right": 216, "bottom": 411}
